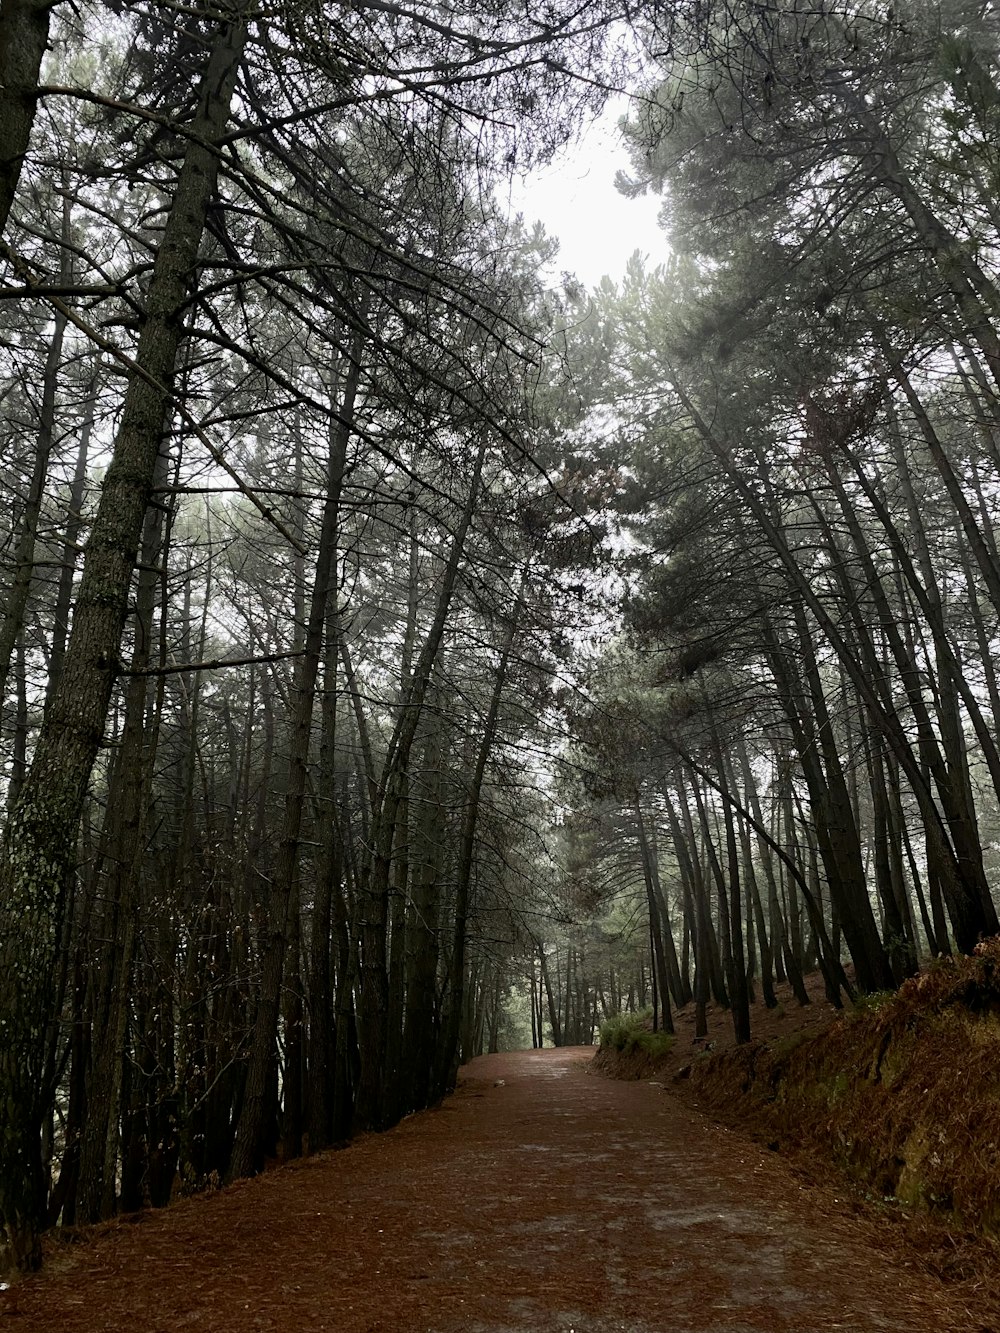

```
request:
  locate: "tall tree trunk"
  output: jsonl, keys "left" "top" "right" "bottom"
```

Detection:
{"left": 0, "top": 0, "right": 53, "bottom": 238}
{"left": 356, "top": 436, "right": 487, "bottom": 1130}
{"left": 400, "top": 693, "right": 446, "bottom": 1109}
{"left": 75, "top": 443, "right": 170, "bottom": 1224}
{"left": 634, "top": 796, "right": 674, "bottom": 1034}
{"left": 734, "top": 742, "right": 777, "bottom": 1008}
{"left": 306, "top": 581, "right": 346, "bottom": 1152}
{"left": 538, "top": 943, "right": 561, "bottom": 1047}
{"left": 648, "top": 815, "right": 689, "bottom": 1006}
{"left": 6, "top": 635, "right": 27, "bottom": 810}
{"left": 0, "top": 198, "right": 71, "bottom": 702}
{"left": 229, "top": 350, "right": 359, "bottom": 1180}
{"left": 0, "top": 13, "right": 247, "bottom": 1270}
{"left": 45, "top": 368, "right": 97, "bottom": 709}
{"left": 438, "top": 592, "right": 522, "bottom": 1088}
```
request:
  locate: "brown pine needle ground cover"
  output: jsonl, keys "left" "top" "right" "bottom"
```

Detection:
{"left": 3, "top": 1037, "right": 985, "bottom": 1333}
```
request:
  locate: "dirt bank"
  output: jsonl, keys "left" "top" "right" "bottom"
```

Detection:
{"left": 594, "top": 951, "right": 1000, "bottom": 1324}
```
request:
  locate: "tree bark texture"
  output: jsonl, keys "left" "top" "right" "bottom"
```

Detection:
{"left": 0, "top": 0, "right": 53, "bottom": 238}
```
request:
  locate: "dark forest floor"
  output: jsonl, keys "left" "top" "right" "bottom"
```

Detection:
{"left": 4, "top": 1030, "right": 986, "bottom": 1332}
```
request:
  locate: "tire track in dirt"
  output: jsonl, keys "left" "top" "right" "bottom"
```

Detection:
{"left": 5, "top": 1047, "right": 974, "bottom": 1332}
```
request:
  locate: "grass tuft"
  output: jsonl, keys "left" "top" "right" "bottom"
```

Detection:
{"left": 598, "top": 1009, "right": 675, "bottom": 1060}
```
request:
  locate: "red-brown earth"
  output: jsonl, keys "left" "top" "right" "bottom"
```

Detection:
{"left": 4, "top": 1027, "right": 989, "bottom": 1332}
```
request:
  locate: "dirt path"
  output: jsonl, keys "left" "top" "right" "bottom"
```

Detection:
{"left": 5, "top": 1048, "right": 976, "bottom": 1332}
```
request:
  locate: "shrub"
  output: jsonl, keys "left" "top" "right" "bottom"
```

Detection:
{"left": 598, "top": 1010, "right": 675, "bottom": 1060}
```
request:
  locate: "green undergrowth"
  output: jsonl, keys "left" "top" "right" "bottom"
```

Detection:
{"left": 689, "top": 938, "right": 1000, "bottom": 1238}
{"left": 598, "top": 1010, "right": 675, "bottom": 1062}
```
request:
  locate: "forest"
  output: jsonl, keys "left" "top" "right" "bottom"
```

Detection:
{"left": 1, "top": 0, "right": 999, "bottom": 1279}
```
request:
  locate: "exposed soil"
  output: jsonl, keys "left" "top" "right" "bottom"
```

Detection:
{"left": 4, "top": 1032, "right": 986, "bottom": 1332}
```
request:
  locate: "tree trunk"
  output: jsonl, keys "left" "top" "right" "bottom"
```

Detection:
{"left": 0, "top": 268, "right": 68, "bottom": 702}
{"left": 538, "top": 943, "right": 561, "bottom": 1047}
{"left": 634, "top": 796, "right": 674, "bottom": 1034}
{"left": 0, "top": 13, "right": 246, "bottom": 1270}
{"left": 306, "top": 590, "right": 345, "bottom": 1152}
{"left": 76, "top": 444, "right": 170, "bottom": 1224}
{"left": 400, "top": 689, "right": 446, "bottom": 1109}
{"left": 229, "top": 350, "right": 359, "bottom": 1179}
{"left": 438, "top": 593, "right": 522, "bottom": 1088}
{"left": 0, "top": 0, "right": 53, "bottom": 238}
{"left": 45, "top": 368, "right": 97, "bottom": 709}
{"left": 355, "top": 437, "right": 487, "bottom": 1130}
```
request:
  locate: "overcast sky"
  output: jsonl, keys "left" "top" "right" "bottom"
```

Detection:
{"left": 506, "top": 96, "right": 668, "bottom": 290}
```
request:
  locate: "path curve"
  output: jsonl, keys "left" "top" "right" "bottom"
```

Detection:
{"left": 7, "top": 1048, "right": 971, "bottom": 1331}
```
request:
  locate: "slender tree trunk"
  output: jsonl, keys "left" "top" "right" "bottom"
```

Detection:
{"left": 45, "top": 370, "right": 97, "bottom": 709}
{"left": 6, "top": 636, "right": 27, "bottom": 810}
{"left": 400, "top": 685, "right": 446, "bottom": 1108}
{"left": 306, "top": 584, "right": 345, "bottom": 1152}
{"left": 439, "top": 592, "right": 523, "bottom": 1087}
{"left": 0, "top": 298, "right": 68, "bottom": 704}
{"left": 75, "top": 444, "right": 170, "bottom": 1224}
{"left": 646, "top": 814, "right": 688, "bottom": 1005}
{"left": 634, "top": 796, "right": 674, "bottom": 1034}
{"left": 735, "top": 742, "right": 777, "bottom": 1008}
{"left": 538, "top": 943, "right": 561, "bottom": 1046}
{"left": 229, "top": 351, "right": 359, "bottom": 1179}
{"left": 356, "top": 437, "right": 487, "bottom": 1130}
{"left": 281, "top": 904, "right": 305, "bottom": 1161}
